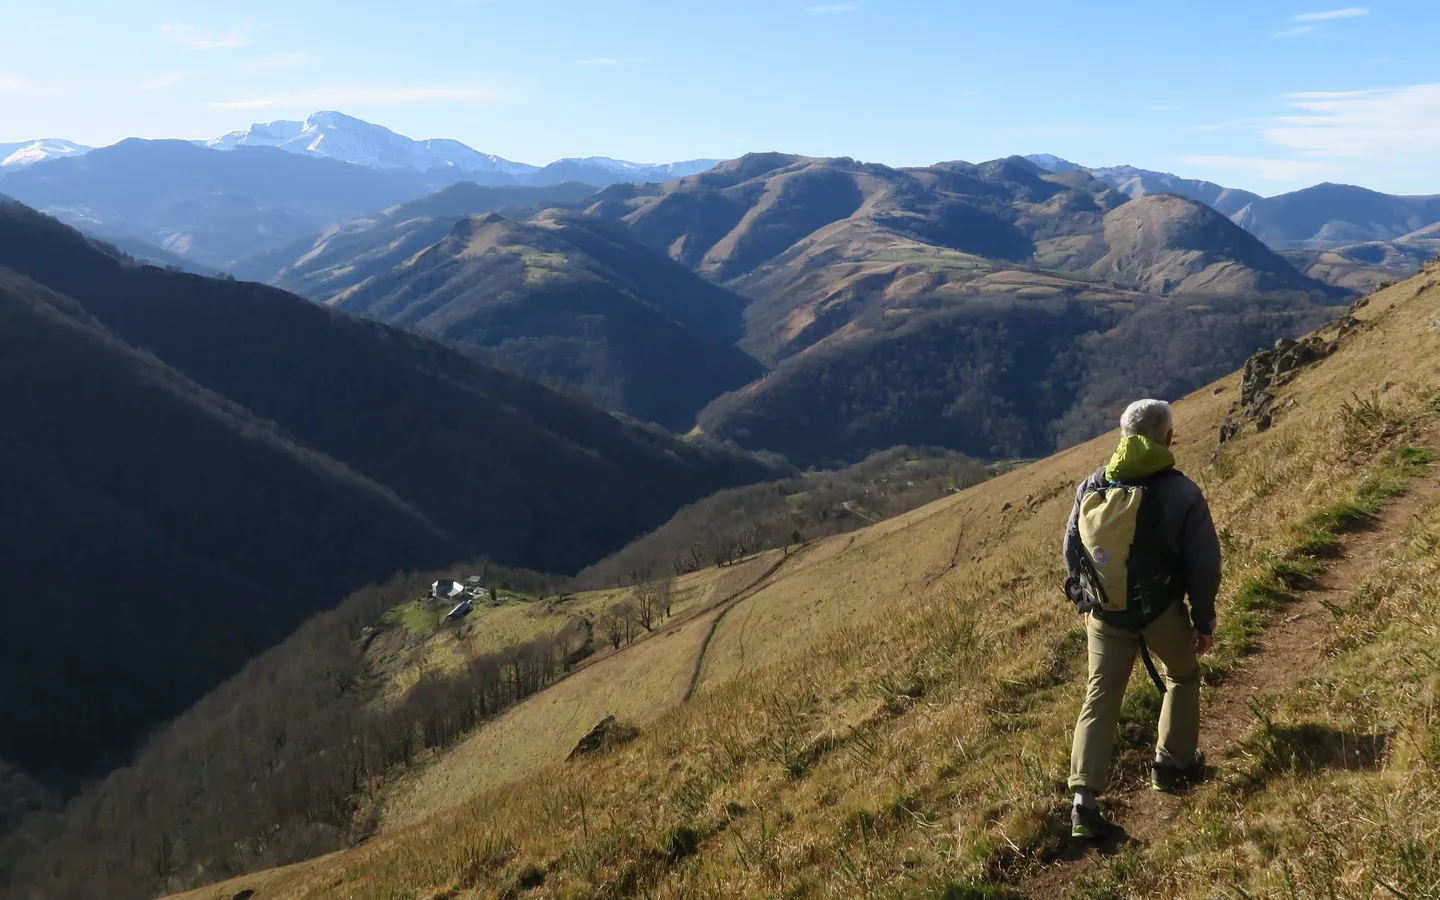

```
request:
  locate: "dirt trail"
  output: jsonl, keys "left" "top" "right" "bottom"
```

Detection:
{"left": 681, "top": 544, "right": 813, "bottom": 701}
{"left": 1015, "top": 465, "right": 1439, "bottom": 898}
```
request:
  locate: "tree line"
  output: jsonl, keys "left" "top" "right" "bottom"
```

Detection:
{"left": 576, "top": 446, "right": 992, "bottom": 589}
{"left": 0, "top": 570, "right": 586, "bottom": 900}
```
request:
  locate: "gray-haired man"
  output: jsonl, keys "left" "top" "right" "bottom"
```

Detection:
{"left": 1063, "top": 399, "right": 1222, "bottom": 839}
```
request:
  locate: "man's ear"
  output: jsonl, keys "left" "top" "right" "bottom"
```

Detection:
{"left": 1165, "top": 428, "right": 1176, "bottom": 447}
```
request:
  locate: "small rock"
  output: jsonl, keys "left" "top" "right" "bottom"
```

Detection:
{"left": 1000, "top": 502, "right": 1013, "bottom": 512}
{"left": 1213, "top": 385, "right": 1226, "bottom": 395}
{"left": 232, "top": 891, "right": 257, "bottom": 900}
{"left": 568, "top": 716, "right": 617, "bottom": 761}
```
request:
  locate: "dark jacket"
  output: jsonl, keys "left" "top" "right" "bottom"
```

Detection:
{"left": 1063, "top": 437, "right": 1222, "bottom": 634}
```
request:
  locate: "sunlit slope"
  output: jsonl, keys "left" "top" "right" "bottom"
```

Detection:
{"left": 378, "top": 553, "right": 792, "bottom": 828}
{"left": 172, "top": 261, "right": 1439, "bottom": 899}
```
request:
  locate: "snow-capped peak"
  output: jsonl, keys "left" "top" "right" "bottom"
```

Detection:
{"left": 1024, "top": 153, "right": 1080, "bottom": 173}
{"left": 205, "top": 111, "right": 538, "bottom": 177}
{"left": 201, "top": 112, "right": 722, "bottom": 184}
{"left": 0, "top": 139, "right": 92, "bottom": 168}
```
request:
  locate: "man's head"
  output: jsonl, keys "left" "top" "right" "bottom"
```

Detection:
{"left": 1120, "top": 399, "right": 1175, "bottom": 447}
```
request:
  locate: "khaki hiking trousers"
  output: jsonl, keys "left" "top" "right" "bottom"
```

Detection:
{"left": 1068, "top": 601, "right": 1201, "bottom": 794}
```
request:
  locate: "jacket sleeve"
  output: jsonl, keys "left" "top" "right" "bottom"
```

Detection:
{"left": 1180, "top": 488, "right": 1223, "bottom": 634}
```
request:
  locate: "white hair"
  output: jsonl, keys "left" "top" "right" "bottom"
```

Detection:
{"left": 1120, "top": 399, "right": 1174, "bottom": 443}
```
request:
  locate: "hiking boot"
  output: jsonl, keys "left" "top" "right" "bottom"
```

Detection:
{"left": 1151, "top": 751, "right": 1206, "bottom": 793}
{"left": 1071, "top": 802, "right": 1111, "bottom": 840}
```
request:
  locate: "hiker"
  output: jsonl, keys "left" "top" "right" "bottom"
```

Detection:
{"left": 1063, "top": 399, "right": 1222, "bottom": 839}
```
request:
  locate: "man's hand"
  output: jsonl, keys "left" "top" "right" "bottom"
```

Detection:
{"left": 1193, "top": 630, "right": 1214, "bottom": 657}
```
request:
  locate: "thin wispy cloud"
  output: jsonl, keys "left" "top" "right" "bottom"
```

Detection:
{"left": 1185, "top": 82, "right": 1440, "bottom": 188}
{"left": 160, "top": 22, "right": 249, "bottom": 50}
{"left": 1292, "top": 7, "right": 1369, "bottom": 21}
{"left": 1266, "top": 83, "right": 1440, "bottom": 157}
{"left": 248, "top": 53, "right": 311, "bottom": 72}
{"left": 807, "top": 3, "right": 857, "bottom": 14}
{"left": 0, "top": 75, "right": 27, "bottom": 94}
{"left": 137, "top": 71, "right": 191, "bottom": 93}
{"left": 1278, "top": 7, "right": 1367, "bottom": 36}
{"left": 209, "top": 85, "right": 506, "bottom": 111}
{"left": 575, "top": 57, "right": 648, "bottom": 66}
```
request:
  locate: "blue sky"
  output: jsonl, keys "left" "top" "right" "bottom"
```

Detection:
{"left": 1, "top": 0, "right": 1436, "bottom": 195}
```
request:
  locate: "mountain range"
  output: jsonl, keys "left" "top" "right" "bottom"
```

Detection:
{"left": 3, "top": 111, "right": 719, "bottom": 187}
{"left": 1029, "top": 154, "right": 1440, "bottom": 287}
{"left": 0, "top": 198, "right": 778, "bottom": 787}
{"left": 4, "top": 114, "right": 1437, "bottom": 291}
{"left": 554, "top": 152, "right": 1339, "bottom": 463}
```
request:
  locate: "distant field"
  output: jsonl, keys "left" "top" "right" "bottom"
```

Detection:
{"left": 869, "top": 247, "right": 993, "bottom": 270}
{"left": 371, "top": 571, "right": 726, "bottom": 696}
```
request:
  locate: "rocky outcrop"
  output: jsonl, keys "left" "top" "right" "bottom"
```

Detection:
{"left": 566, "top": 716, "right": 639, "bottom": 761}
{"left": 1218, "top": 313, "right": 1370, "bottom": 447}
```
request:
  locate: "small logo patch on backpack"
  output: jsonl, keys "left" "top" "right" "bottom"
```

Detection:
{"left": 1092, "top": 547, "right": 1109, "bottom": 565}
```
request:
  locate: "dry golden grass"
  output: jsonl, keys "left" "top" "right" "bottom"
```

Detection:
{"left": 170, "top": 267, "right": 1440, "bottom": 899}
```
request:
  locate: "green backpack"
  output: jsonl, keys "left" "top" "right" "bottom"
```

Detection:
{"left": 1074, "top": 468, "right": 1185, "bottom": 690}
{"left": 1075, "top": 467, "right": 1183, "bottom": 627}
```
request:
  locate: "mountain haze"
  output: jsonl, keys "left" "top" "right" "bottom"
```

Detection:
{"left": 0, "top": 139, "right": 464, "bottom": 267}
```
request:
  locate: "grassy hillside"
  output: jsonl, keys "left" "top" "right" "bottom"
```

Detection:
{"left": 228, "top": 180, "right": 599, "bottom": 294}
{"left": 1091, "top": 193, "right": 1343, "bottom": 295}
{"left": 163, "top": 257, "right": 1440, "bottom": 899}
{"left": 329, "top": 209, "right": 763, "bottom": 428}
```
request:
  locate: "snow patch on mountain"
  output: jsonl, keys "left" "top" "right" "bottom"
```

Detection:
{"left": 205, "top": 112, "right": 719, "bottom": 183}
{"left": 0, "top": 139, "right": 92, "bottom": 168}
{"left": 206, "top": 111, "right": 539, "bottom": 177}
